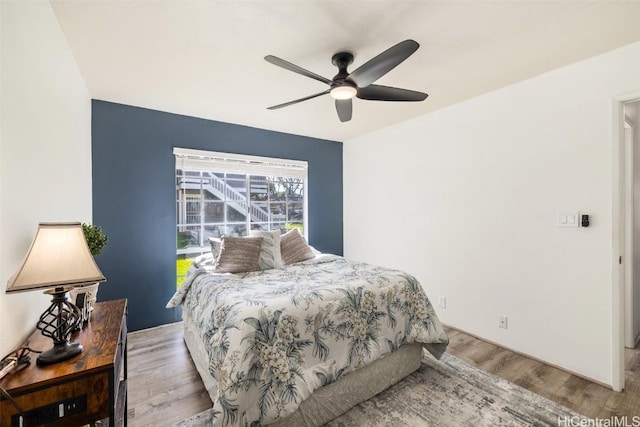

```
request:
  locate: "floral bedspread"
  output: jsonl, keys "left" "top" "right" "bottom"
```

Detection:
{"left": 167, "top": 254, "right": 449, "bottom": 426}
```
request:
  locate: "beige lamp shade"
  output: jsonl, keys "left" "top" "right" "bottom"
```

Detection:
{"left": 6, "top": 222, "right": 106, "bottom": 293}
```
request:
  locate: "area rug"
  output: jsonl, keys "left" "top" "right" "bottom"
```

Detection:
{"left": 175, "top": 352, "right": 585, "bottom": 426}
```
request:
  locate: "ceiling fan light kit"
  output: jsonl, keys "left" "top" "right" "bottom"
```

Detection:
{"left": 265, "top": 39, "right": 428, "bottom": 122}
{"left": 330, "top": 84, "right": 357, "bottom": 100}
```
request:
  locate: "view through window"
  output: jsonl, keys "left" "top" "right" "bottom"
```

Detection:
{"left": 175, "top": 149, "right": 307, "bottom": 287}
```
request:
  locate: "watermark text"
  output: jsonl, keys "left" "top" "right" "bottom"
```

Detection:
{"left": 559, "top": 416, "right": 640, "bottom": 427}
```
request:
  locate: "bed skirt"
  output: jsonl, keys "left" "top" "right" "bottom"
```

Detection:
{"left": 182, "top": 314, "right": 423, "bottom": 426}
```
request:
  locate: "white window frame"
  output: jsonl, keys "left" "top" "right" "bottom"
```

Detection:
{"left": 174, "top": 147, "right": 309, "bottom": 256}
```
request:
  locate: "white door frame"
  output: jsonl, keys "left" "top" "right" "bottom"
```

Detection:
{"left": 624, "top": 115, "right": 635, "bottom": 348}
{"left": 612, "top": 90, "right": 640, "bottom": 392}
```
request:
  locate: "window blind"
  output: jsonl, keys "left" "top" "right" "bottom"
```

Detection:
{"left": 173, "top": 147, "right": 307, "bottom": 179}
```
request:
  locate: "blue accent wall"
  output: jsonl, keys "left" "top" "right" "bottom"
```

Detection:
{"left": 92, "top": 100, "right": 343, "bottom": 331}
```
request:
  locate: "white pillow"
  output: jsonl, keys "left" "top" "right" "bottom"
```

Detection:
{"left": 249, "top": 229, "right": 284, "bottom": 270}
{"left": 208, "top": 237, "right": 222, "bottom": 259}
{"left": 192, "top": 252, "right": 215, "bottom": 268}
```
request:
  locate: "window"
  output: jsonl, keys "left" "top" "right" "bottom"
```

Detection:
{"left": 174, "top": 148, "right": 308, "bottom": 287}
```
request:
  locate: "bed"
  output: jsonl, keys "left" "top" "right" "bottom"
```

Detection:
{"left": 167, "top": 234, "right": 448, "bottom": 426}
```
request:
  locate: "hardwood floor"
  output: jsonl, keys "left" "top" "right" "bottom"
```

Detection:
{"left": 444, "top": 326, "right": 640, "bottom": 420}
{"left": 127, "top": 322, "right": 640, "bottom": 426}
{"left": 127, "top": 323, "right": 211, "bottom": 426}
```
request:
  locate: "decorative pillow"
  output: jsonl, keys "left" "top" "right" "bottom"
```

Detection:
{"left": 214, "top": 236, "right": 263, "bottom": 273}
{"left": 208, "top": 237, "right": 222, "bottom": 259}
{"left": 192, "top": 252, "right": 215, "bottom": 268}
{"left": 308, "top": 245, "right": 322, "bottom": 255}
{"left": 249, "top": 229, "right": 284, "bottom": 270}
{"left": 280, "top": 229, "right": 315, "bottom": 266}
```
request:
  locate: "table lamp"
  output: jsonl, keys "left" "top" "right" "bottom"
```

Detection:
{"left": 5, "top": 222, "right": 106, "bottom": 365}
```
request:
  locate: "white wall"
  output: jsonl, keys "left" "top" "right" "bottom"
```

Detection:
{"left": 0, "top": 1, "right": 91, "bottom": 356}
{"left": 344, "top": 41, "right": 640, "bottom": 386}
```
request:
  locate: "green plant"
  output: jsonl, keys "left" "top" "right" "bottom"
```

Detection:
{"left": 82, "top": 223, "right": 109, "bottom": 256}
{"left": 286, "top": 223, "right": 304, "bottom": 233}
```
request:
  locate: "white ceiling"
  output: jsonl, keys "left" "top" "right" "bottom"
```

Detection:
{"left": 50, "top": 0, "right": 640, "bottom": 142}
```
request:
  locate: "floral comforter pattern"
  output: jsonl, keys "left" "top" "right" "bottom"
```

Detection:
{"left": 167, "top": 254, "right": 448, "bottom": 426}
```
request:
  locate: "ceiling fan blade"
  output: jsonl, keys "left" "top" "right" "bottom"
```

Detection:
{"left": 348, "top": 40, "right": 419, "bottom": 88}
{"left": 265, "top": 55, "right": 333, "bottom": 86}
{"left": 335, "top": 99, "right": 352, "bottom": 122}
{"left": 357, "top": 84, "right": 428, "bottom": 102}
{"left": 267, "top": 89, "right": 330, "bottom": 110}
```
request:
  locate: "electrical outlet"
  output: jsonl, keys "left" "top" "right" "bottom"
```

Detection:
{"left": 498, "top": 315, "right": 508, "bottom": 329}
{"left": 11, "top": 395, "right": 86, "bottom": 427}
{"left": 438, "top": 297, "right": 446, "bottom": 309}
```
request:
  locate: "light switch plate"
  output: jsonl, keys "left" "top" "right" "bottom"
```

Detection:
{"left": 558, "top": 211, "right": 579, "bottom": 227}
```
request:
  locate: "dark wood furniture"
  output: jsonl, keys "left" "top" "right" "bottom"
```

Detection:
{"left": 0, "top": 299, "right": 128, "bottom": 427}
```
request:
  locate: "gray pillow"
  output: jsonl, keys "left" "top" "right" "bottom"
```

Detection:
{"left": 214, "top": 236, "right": 263, "bottom": 273}
{"left": 249, "top": 229, "right": 284, "bottom": 270}
{"left": 280, "top": 229, "right": 315, "bottom": 266}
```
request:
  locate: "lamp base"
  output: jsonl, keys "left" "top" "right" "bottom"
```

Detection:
{"left": 36, "top": 342, "right": 83, "bottom": 366}
{"left": 36, "top": 286, "right": 83, "bottom": 365}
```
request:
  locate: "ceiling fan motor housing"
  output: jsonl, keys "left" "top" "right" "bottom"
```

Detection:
{"left": 330, "top": 52, "right": 357, "bottom": 99}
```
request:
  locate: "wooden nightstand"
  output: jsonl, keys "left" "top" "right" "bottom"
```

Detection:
{"left": 0, "top": 299, "right": 128, "bottom": 427}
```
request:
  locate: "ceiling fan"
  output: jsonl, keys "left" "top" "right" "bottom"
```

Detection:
{"left": 264, "top": 39, "right": 428, "bottom": 123}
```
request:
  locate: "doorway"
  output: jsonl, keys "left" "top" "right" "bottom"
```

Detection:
{"left": 613, "top": 91, "right": 640, "bottom": 392}
{"left": 625, "top": 100, "right": 640, "bottom": 349}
